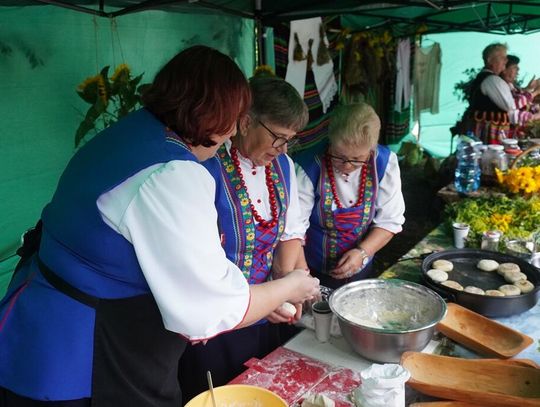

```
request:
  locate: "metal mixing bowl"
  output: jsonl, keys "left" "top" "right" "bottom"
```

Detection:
{"left": 329, "top": 279, "right": 446, "bottom": 363}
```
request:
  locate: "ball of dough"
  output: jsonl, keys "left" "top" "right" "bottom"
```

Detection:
{"left": 441, "top": 280, "right": 463, "bottom": 291}
{"left": 432, "top": 259, "right": 454, "bottom": 272}
{"left": 477, "top": 259, "right": 499, "bottom": 272}
{"left": 281, "top": 302, "right": 297, "bottom": 316}
{"left": 514, "top": 280, "right": 535, "bottom": 294}
{"left": 302, "top": 394, "right": 335, "bottom": 407}
{"left": 499, "top": 284, "right": 521, "bottom": 296}
{"left": 485, "top": 289, "right": 505, "bottom": 297}
{"left": 497, "top": 263, "right": 520, "bottom": 276}
{"left": 427, "top": 269, "right": 448, "bottom": 283}
{"left": 504, "top": 271, "right": 527, "bottom": 283}
{"left": 464, "top": 286, "right": 485, "bottom": 295}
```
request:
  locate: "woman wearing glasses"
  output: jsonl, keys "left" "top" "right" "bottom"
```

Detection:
{"left": 178, "top": 75, "right": 309, "bottom": 402}
{"left": 295, "top": 102, "right": 405, "bottom": 289}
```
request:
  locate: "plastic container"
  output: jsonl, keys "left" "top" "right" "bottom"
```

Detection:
{"left": 481, "top": 230, "right": 501, "bottom": 251}
{"left": 454, "top": 139, "right": 481, "bottom": 193}
{"left": 481, "top": 144, "right": 508, "bottom": 186}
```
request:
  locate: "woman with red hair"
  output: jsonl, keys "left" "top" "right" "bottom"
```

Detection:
{"left": 0, "top": 46, "right": 319, "bottom": 407}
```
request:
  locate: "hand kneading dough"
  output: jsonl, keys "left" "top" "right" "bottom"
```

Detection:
{"left": 485, "top": 289, "right": 505, "bottom": 297}
{"left": 441, "top": 280, "right": 463, "bottom": 291}
{"left": 514, "top": 280, "right": 535, "bottom": 294}
{"left": 499, "top": 284, "right": 521, "bottom": 296}
{"left": 432, "top": 259, "right": 454, "bottom": 272}
{"left": 464, "top": 286, "right": 485, "bottom": 295}
{"left": 302, "top": 394, "right": 335, "bottom": 407}
{"left": 504, "top": 271, "right": 527, "bottom": 283}
{"left": 427, "top": 269, "right": 448, "bottom": 283}
{"left": 477, "top": 259, "right": 499, "bottom": 272}
{"left": 497, "top": 262, "right": 520, "bottom": 276}
{"left": 281, "top": 302, "right": 297, "bottom": 317}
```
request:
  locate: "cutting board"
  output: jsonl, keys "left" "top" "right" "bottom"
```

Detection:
{"left": 229, "top": 347, "right": 361, "bottom": 406}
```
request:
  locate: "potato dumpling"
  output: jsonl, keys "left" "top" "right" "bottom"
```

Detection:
{"left": 441, "top": 280, "right": 463, "bottom": 291}
{"left": 477, "top": 259, "right": 499, "bottom": 272}
{"left": 427, "top": 269, "right": 448, "bottom": 283}
{"left": 464, "top": 286, "right": 485, "bottom": 295}
{"left": 514, "top": 280, "right": 535, "bottom": 294}
{"left": 485, "top": 289, "right": 505, "bottom": 297}
{"left": 498, "top": 284, "right": 521, "bottom": 296}
{"left": 432, "top": 259, "right": 454, "bottom": 272}
{"left": 504, "top": 271, "right": 527, "bottom": 283}
{"left": 497, "top": 263, "right": 520, "bottom": 276}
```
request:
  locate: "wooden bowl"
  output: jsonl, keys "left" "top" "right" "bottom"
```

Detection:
{"left": 437, "top": 302, "right": 534, "bottom": 358}
{"left": 184, "top": 384, "right": 288, "bottom": 407}
{"left": 401, "top": 352, "right": 540, "bottom": 407}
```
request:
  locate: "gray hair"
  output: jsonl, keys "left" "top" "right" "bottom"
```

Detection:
{"left": 248, "top": 76, "right": 309, "bottom": 132}
{"left": 328, "top": 103, "right": 381, "bottom": 149}
{"left": 482, "top": 43, "right": 507, "bottom": 65}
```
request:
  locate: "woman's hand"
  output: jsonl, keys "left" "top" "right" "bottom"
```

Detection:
{"left": 267, "top": 302, "right": 302, "bottom": 324}
{"left": 330, "top": 248, "right": 364, "bottom": 279}
{"left": 282, "top": 269, "right": 320, "bottom": 303}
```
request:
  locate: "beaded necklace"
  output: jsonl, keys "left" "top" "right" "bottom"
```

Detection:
{"left": 230, "top": 147, "right": 278, "bottom": 228}
{"left": 325, "top": 153, "right": 368, "bottom": 209}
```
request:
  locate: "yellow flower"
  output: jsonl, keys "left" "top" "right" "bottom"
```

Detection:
{"left": 241, "top": 197, "right": 249, "bottom": 206}
{"left": 111, "top": 63, "right": 130, "bottom": 82}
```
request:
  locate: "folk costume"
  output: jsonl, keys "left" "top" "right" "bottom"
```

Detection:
{"left": 179, "top": 140, "right": 304, "bottom": 402}
{"left": 295, "top": 145, "right": 405, "bottom": 289}
{"left": 0, "top": 109, "right": 249, "bottom": 406}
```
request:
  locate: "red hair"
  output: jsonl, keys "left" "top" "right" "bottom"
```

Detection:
{"left": 142, "top": 46, "right": 251, "bottom": 147}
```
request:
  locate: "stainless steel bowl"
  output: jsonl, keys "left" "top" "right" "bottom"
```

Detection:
{"left": 329, "top": 279, "right": 446, "bottom": 363}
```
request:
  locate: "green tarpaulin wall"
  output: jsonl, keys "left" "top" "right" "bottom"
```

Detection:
{"left": 0, "top": 7, "right": 254, "bottom": 294}
{"left": 2, "top": 4, "right": 540, "bottom": 295}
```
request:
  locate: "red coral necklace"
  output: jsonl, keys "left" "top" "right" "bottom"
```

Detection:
{"left": 325, "top": 153, "right": 368, "bottom": 209}
{"left": 230, "top": 147, "right": 278, "bottom": 228}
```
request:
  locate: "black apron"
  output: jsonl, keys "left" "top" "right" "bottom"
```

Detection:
{"left": 37, "top": 258, "right": 187, "bottom": 407}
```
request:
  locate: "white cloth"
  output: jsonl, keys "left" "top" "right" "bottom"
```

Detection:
{"left": 97, "top": 160, "right": 250, "bottom": 341}
{"left": 285, "top": 17, "right": 337, "bottom": 113}
{"left": 395, "top": 38, "right": 411, "bottom": 112}
{"left": 413, "top": 42, "right": 441, "bottom": 120}
{"left": 223, "top": 140, "right": 305, "bottom": 241}
{"left": 295, "top": 151, "right": 405, "bottom": 235}
{"left": 479, "top": 69, "right": 520, "bottom": 124}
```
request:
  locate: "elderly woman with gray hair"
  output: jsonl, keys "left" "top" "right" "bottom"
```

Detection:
{"left": 179, "top": 75, "right": 312, "bottom": 402}
{"left": 295, "top": 102, "right": 405, "bottom": 289}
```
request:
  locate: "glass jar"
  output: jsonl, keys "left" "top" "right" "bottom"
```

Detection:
{"left": 481, "top": 230, "right": 501, "bottom": 251}
{"left": 502, "top": 139, "right": 521, "bottom": 167}
{"left": 481, "top": 145, "right": 508, "bottom": 186}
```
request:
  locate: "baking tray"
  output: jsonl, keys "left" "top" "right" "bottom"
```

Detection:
{"left": 401, "top": 352, "right": 540, "bottom": 407}
{"left": 437, "top": 303, "right": 534, "bottom": 358}
{"left": 422, "top": 249, "right": 540, "bottom": 317}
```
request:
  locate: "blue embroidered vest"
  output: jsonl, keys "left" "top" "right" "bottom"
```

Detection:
{"left": 204, "top": 146, "right": 291, "bottom": 284}
{"left": 295, "top": 145, "right": 390, "bottom": 274}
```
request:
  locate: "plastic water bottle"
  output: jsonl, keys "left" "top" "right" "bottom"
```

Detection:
{"left": 454, "top": 138, "right": 481, "bottom": 193}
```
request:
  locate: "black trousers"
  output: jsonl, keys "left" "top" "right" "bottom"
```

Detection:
{"left": 0, "top": 388, "right": 90, "bottom": 407}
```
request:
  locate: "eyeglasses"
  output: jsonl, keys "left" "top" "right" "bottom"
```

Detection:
{"left": 258, "top": 120, "right": 298, "bottom": 149}
{"left": 327, "top": 153, "right": 369, "bottom": 167}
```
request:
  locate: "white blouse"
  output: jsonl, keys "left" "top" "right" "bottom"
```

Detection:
{"left": 295, "top": 151, "right": 405, "bottom": 235}
{"left": 479, "top": 69, "right": 520, "bottom": 124}
{"left": 222, "top": 140, "right": 305, "bottom": 241}
{"left": 97, "top": 160, "right": 250, "bottom": 341}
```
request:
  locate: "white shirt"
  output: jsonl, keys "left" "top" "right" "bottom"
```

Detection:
{"left": 97, "top": 160, "right": 250, "bottom": 341}
{"left": 296, "top": 151, "right": 405, "bottom": 236}
{"left": 223, "top": 140, "right": 305, "bottom": 241}
{"left": 480, "top": 70, "right": 520, "bottom": 124}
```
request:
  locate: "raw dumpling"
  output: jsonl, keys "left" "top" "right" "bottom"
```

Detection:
{"left": 432, "top": 259, "right": 454, "bottom": 272}
{"left": 485, "top": 289, "right": 505, "bottom": 297}
{"left": 499, "top": 284, "right": 521, "bottom": 296}
{"left": 464, "top": 286, "right": 485, "bottom": 295}
{"left": 497, "top": 263, "right": 520, "bottom": 276}
{"left": 504, "top": 271, "right": 527, "bottom": 283}
{"left": 302, "top": 394, "right": 335, "bottom": 407}
{"left": 280, "top": 302, "right": 297, "bottom": 317}
{"left": 427, "top": 269, "right": 448, "bottom": 283}
{"left": 514, "top": 280, "right": 535, "bottom": 294}
{"left": 477, "top": 259, "right": 499, "bottom": 272}
{"left": 441, "top": 280, "right": 463, "bottom": 291}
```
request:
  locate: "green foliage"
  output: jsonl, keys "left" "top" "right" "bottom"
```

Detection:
{"left": 75, "top": 64, "right": 148, "bottom": 147}
{"left": 453, "top": 68, "right": 479, "bottom": 102}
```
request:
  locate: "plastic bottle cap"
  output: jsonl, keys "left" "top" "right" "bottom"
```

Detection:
{"left": 488, "top": 144, "right": 504, "bottom": 151}
{"left": 502, "top": 139, "right": 518, "bottom": 146}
